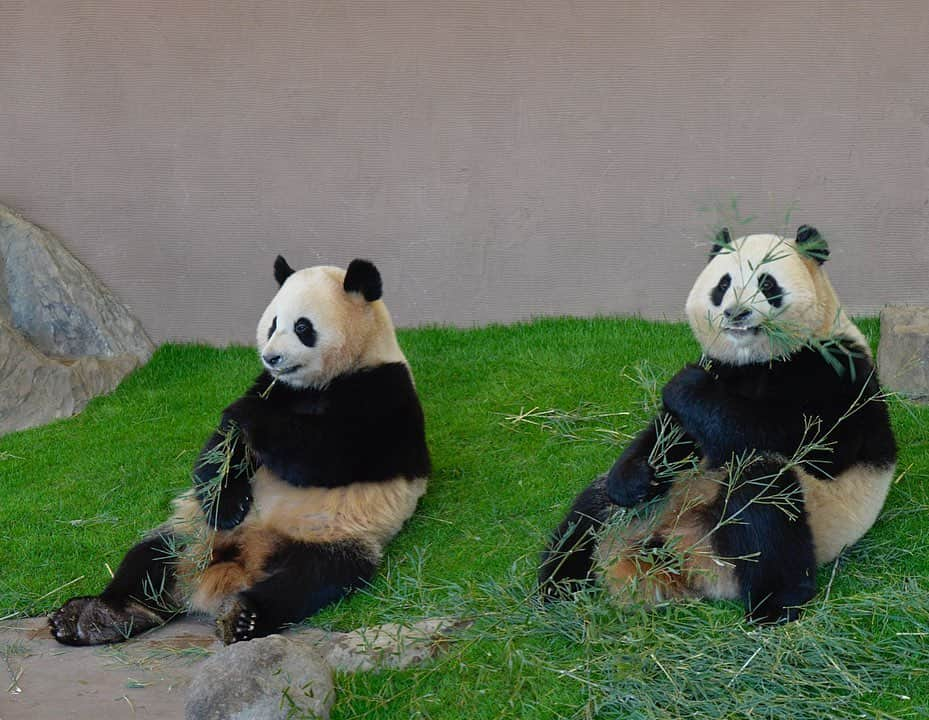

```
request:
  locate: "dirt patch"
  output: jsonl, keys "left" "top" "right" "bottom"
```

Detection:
{"left": 1, "top": 616, "right": 218, "bottom": 720}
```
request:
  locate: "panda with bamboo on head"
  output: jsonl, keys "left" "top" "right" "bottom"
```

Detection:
{"left": 540, "top": 226, "right": 897, "bottom": 623}
{"left": 50, "top": 257, "right": 430, "bottom": 645}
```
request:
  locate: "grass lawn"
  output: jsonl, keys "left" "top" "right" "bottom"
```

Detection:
{"left": 1, "top": 316, "right": 927, "bottom": 719}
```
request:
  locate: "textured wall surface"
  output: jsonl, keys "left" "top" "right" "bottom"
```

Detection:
{"left": 1, "top": 1, "right": 927, "bottom": 345}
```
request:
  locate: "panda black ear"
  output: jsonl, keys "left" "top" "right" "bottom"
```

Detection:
{"left": 274, "top": 255, "right": 296, "bottom": 286}
{"left": 795, "top": 225, "right": 829, "bottom": 264}
{"left": 709, "top": 227, "right": 732, "bottom": 260}
{"left": 343, "top": 259, "right": 382, "bottom": 302}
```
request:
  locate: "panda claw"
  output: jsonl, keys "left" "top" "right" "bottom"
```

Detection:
{"left": 217, "top": 597, "right": 271, "bottom": 644}
{"left": 228, "top": 608, "right": 259, "bottom": 642}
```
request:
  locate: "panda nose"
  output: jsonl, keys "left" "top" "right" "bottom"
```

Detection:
{"left": 263, "top": 354, "right": 283, "bottom": 367}
{"left": 724, "top": 307, "right": 752, "bottom": 323}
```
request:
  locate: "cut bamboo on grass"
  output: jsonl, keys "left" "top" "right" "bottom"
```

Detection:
{"left": 0, "top": 318, "right": 924, "bottom": 719}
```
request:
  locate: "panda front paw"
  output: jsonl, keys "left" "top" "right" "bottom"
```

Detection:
{"left": 216, "top": 595, "right": 273, "bottom": 644}
{"left": 661, "top": 364, "right": 712, "bottom": 414}
{"left": 48, "top": 596, "right": 137, "bottom": 646}
{"left": 202, "top": 483, "right": 253, "bottom": 531}
{"left": 746, "top": 599, "right": 803, "bottom": 626}
{"left": 605, "top": 457, "right": 657, "bottom": 507}
{"left": 234, "top": 607, "right": 259, "bottom": 641}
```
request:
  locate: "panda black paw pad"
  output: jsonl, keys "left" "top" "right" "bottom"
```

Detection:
{"left": 234, "top": 610, "right": 259, "bottom": 642}
{"left": 216, "top": 596, "right": 267, "bottom": 645}
{"left": 48, "top": 597, "right": 90, "bottom": 645}
{"left": 48, "top": 596, "right": 139, "bottom": 646}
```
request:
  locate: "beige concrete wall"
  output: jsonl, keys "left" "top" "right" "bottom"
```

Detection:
{"left": 1, "top": 1, "right": 927, "bottom": 346}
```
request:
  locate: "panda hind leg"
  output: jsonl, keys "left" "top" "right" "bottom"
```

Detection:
{"left": 599, "top": 484, "right": 734, "bottom": 607}
{"left": 539, "top": 475, "right": 612, "bottom": 600}
{"left": 49, "top": 530, "right": 182, "bottom": 646}
{"left": 711, "top": 458, "right": 817, "bottom": 624}
{"left": 216, "top": 538, "right": 378, "bottom": 645}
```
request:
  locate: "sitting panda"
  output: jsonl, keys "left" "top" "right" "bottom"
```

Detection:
{"left": 539, "top": 226, "right": 897, "bottom": 623}
{"left": 50, "top": 257, "right": 430, "bottom": 645}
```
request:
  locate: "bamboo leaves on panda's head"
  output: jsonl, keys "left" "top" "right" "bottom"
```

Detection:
{"left": 703, "top": 235, "right": 861, "bottom": 374}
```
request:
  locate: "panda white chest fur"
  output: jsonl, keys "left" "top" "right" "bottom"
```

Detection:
{"left": 246, "top": 467, "right": 428, "bottom": 549}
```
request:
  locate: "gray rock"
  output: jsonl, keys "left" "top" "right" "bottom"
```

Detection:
{"left": 185, "top": 634, "right": 334, "bottom": 720}
{"left": 878, "top": 305, "right": 929, "bottom": 402}
{"left": 182, "top": 617, "right": 468, "bottom": 720}
{"left": 0, "top": 205, "right": 154, "bottom": 435}
{"left": 312, "top": 617, "right": 469, "bottom": 673}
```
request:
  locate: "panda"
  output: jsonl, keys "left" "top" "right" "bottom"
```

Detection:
{"left": 50, "top": 257, "right": 430, "bottom": 645}
{"left": 539, "top": 226, "right": 897, "bottom": 623}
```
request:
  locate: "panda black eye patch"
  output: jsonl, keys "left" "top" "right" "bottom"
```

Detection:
{"left": 710, "top": 273, "right": 731, "bottom": 306}
{"left": 267, "top": 317, "right": 277, "bottom": 339}
{"left": 294, "top": 317, "right": 317, "bottom": 347}
{"left": 757, "top": 272, "right": 784, "bottom": 308}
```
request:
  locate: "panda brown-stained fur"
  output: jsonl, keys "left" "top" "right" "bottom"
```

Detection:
{"left": 539, "top": 228, "right": 896, "bottom": 623}
{"left": 50, "top": 258, "right": 430, "bottom": 645}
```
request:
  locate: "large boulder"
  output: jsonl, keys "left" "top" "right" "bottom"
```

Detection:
{"left": 0, "top": 205, "right": 154, "bottom": 435}
{"left": 878, "top": 305, "right": 929, "bottom": 402}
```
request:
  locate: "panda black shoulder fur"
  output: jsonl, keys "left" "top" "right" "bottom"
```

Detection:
{"left": 50, "top": 258, "right": 430, "bottom": 645}
{"left": 540, "top": 227, "right": 897, "bottom": 623}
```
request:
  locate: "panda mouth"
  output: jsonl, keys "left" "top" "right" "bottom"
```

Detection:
{"left": 270, "top": 364, "right": 302, "bottom": 376}
{"left": 723, "top": 325, "right": 761, "bottom": 338}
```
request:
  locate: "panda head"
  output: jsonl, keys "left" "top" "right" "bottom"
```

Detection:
{"left": 685, "top": 225, "right": 859, "bottom": 365}
{"left": 256, "top": 257, "right": 406, "bottom": 388}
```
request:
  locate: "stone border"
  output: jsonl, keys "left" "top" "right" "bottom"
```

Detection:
{"left": 878, "top": 305, "right": 929, "bottom": 402}
{"left": 185, "top": 617, "right": 470, "bottom": 719}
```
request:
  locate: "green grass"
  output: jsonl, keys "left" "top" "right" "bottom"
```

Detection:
{"left": 1, "top": 317, "right": 927, "bottom": 718}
